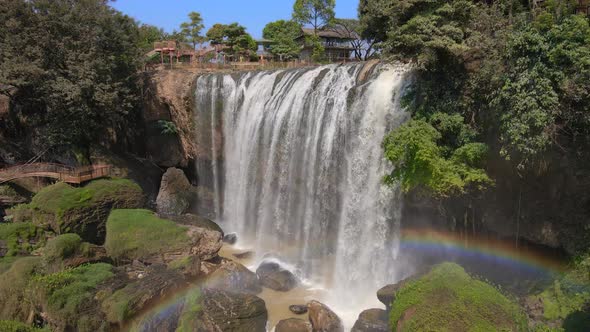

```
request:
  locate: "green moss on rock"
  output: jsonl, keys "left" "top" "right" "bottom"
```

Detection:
{"left": 0, "top": 222, "right": 45, "bottom": 257}
{"left": 176, "top": 288, "right": 202, "bottom": 332}
{"left": 0, "top": 257, "right": 42, "bottom": 322}
{"left": 105, "top": 209, "right": 190, "bottom": 262}
{"left": 0, "top": 320, "right": 44, "bottom": 332}
{"left": 31, "top": 263, "right": 114, "bottom": 331}
{"left": 43, "top": 234, "right": 82, "bottom": 262}
{"left": 389, "top": 262, "right": 527, "bottom": 332}
{"left": 8, "top": 179, "right": 144, "bottom": 244}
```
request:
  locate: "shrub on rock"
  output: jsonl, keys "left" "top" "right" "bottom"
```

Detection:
{"left": 0, "top": 222, "right": 45, "bottom": 257}
{"left": 389, "top": 262, "right": 527, "bottom": 331}
{"left": 8, "top": 179, "right": 144, "bottom": 244}
{"left": 0, "top": 257, "right": 43, "bottom": 322}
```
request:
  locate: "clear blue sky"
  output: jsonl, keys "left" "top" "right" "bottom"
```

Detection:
{"left": 110, "top": 0, "right": 360, "bottom": 39}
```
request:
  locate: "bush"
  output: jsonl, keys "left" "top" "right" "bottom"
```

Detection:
{"left": 105, "top": 209, "right": 190, "bottom": 262}
{"left": 389, "top": 262, "right": 527, "bottom": 331}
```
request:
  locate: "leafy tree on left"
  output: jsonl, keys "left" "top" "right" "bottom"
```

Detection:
{"left": 0, "top": 0, "right": 143, "bottom": 152}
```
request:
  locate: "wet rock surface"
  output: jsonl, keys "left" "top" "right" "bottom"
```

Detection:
{"left": 156, "top": 167, "right": 192, "bottom": 216}
{"left": 223, "top": 232, "right": 237, "bottom": 244}
{"left": 351, "top": 308, "right": 389, "bottom": 332}
{"left": 307, "top": 300, "right": 343, "bottom": 332}
{"left": 256, "top": 261, "right": 299, "bottom": 292}
{"left": 289, "top": 304, "right": 308, "bottom": 315}
{"left": 207, "top": 259, "right": 262, "bottom": 294}
{"left": 276, "top": 317, "right": 312, "bottom": 332}
{"left": 197, "top": 287, "right": 268, "bottom": 332}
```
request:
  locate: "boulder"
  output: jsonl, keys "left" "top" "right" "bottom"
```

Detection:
{"left": 351, "top": 308, "right": 389, "bottom": 332}
{"left": 195, "top": 287, "right": 268, "bottom": 332}
{"left": 290, "top": 304, "right": 308, "bottom": 315}
{"left": 307, "top": 300, "right": 343, "bottom": 332}
{"left": 223, "top": 232, "right": 237, "bottom": 244}
{"left": 207, "top": 259, "right": 262, "bottom": 294}
{"left": 377, "top": 274, "right": 421, "bottom": 311}
{"left": 234, "top": 251, "right": 254, "bottom": 260}
{"left": 170, "top": 213, "right": 224, "bottom": 235}
{"left": 276, "top": 318, "right": 312, "bottom": 332}
{"left": 7, "top": 179, "right": 144, "bottom": 244}
{"left": 256, "top": 261, "right": 299, "bottom": 292}
{"left": 156, "top": 168, "right": 192, "bottom": 216}
{"left": 101, "top": 265, "right": 188, "bottom": 324}
{"left": 105, "top": 209, "right": 222, "bottom": 267}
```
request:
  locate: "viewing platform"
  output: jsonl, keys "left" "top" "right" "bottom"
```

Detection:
{"left": 0, "top": 163, "right": 111, "bottom": 185}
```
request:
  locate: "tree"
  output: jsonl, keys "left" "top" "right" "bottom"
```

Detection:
{"left": 292, "top": 0, "right": 336, "bottom": 34}
{"left": 0, "top": 0, "right": 142, "bottom": 151}
{"left": 137, "top": 24, "right": 166, "bottom": 52}
{"left": 205, "top": 23, "right": 257, "bottom": 58}
{"left": 180, "top": 11, "right": 205, "bottom": 49}
{"left": 263, "top": 20, "right": 302, "bottom": 60}
{"left": 328, "top": 18, "right": 377, "bottom": 60}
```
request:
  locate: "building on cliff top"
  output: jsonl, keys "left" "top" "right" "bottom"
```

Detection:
{"left": 295, "top": 26, "right": 359, "bottom": 62}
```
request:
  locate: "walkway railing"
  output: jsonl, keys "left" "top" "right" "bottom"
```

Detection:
{"left": 0, "top": 163, "right": 111, "bottom": 184}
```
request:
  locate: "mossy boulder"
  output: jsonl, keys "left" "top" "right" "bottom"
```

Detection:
{"left": 30, "top": 263, "right": 114, "bottom": 331}
{"left": 0, "top": 320, "right": 43, "bottom": 332}
{"left": 101, "top": 264, "right": 187, "bottom": 324}
{"left": 0, "top": 257, "right": 43, "bottom": 322}
{"left": 105, "top": 209, "right": 222, "bottom": 268}
{"left": 8, "top": 179, "right": 144, "bottom": 244}
{"left": 526, "top": 256, "right": 590, "bottom": 331}
{"left": 389, "top": 262, "right": 527, "bottom": 332}
{"left": 0, "top": 222, "right": 46, "bottom": 257}
{"left": 42, "top": 234, "right": 108, "bottom": 273}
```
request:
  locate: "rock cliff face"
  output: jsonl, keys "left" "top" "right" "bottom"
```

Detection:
{"left": 142, "top": 69, "right": 199, "bottom": 168}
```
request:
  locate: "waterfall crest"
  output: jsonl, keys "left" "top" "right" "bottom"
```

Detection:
{"left": 194, "top": 62, "right": 409, "bottom": 318}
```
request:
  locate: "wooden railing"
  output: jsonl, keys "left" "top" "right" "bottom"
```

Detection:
{"left": 0, "top": 163, "right": 111, "bottom": 184}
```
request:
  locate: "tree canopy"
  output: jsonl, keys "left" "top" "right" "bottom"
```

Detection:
{"left": 206, "top": 23, "right": 257, "bottom": 57}
{"left": 292, "top": 0, "right": 336, "bottom": 33}
{"left": 180, "top": 11, "right": 205, "bottom": 49}
{"left": 262, "top": 20, "right": 302, "bottom": 60}
{"left": 365, "top": 0, "right": 590, "bottom": 195}
{"left": 0, "top": 0, "right": 142, "bottom": 151}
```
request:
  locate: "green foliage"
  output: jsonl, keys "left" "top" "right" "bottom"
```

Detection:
{"left": 31, "top": 263, "right": 114, "bottom": 327}
{"left": 138, "top": 24, "right": 167, "bottom": 52}
{"left": 43, "top": 234, "right": 82, "bottom": 262}
{"left": 104, "top": 209, "right": 190, "bottom": 262}
{"left": 263, "top": 20, "right": 302, "bottom": 60}
{"left": 383, "top": 120, "right": 491, "bottom": 197}
{"left": 0, "top": 320, "right": 43, "bottom": 332}
{"left": 389, "top": 262, "right": 527, "bottom": 331}
{"left": 205, "top": 23, "right": 257, "bottom": 57}
{"left": 176, "top": 288, "right": 202, "bottom": 332}
{"left": 292, "top": 0, "right": 336, "bottom": 32}
{"left": 0, "top": 222, "right": 44, "bottom": 257}
{"left": 0, "top": 257, "right": 42, "bottom": 321}
{"left": 157, "top": 120, "right": 178, "bottom": 135}
{"left": 22, "top": 178, "right": 142, "bottom": 216}
{"left": 532, "top": 255, "right": 590, "bottom": 329}
{"left": 180, "top": 11, "right": 205, "bottom": 49}
{"left": 0, "top": 0, "right": 142, "bottom": 149}
{"left": 0, "top": 185, "right": 19, "bottom": 198}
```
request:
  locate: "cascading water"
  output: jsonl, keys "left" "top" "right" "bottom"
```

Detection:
{"left": 194, "top": 62, "right": 410, "bottom": 325}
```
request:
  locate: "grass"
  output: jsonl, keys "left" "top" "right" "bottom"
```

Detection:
{"left": 104, "top": 209, "right": 190, "bottom": 261}
{"left": 389, "top": 262, "right": 528, "bottom": 332}
{"left": 0, "top": 222, "right": 44, "bottom": 256}
{"left": 43, "top": 234, "right": 82, "bottom": 262}
{"left": 0, "top": 320, "right": 44, "bottom": 332}
{"left": 28, "top": 179, "right": 143, "bottom": 215}
{"left": 31, "top": 263, "right": 114, "bottom": 325}
{"left": 0, "top": 257, "right": 43, "bottom": 321}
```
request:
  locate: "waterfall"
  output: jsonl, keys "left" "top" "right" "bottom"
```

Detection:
{"left": 194, "top": 62, "right": 409, "bottom": 322}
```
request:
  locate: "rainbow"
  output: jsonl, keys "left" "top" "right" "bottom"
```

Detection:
{"left": 399, "top": 229, "right": 567, "bottom": 278}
